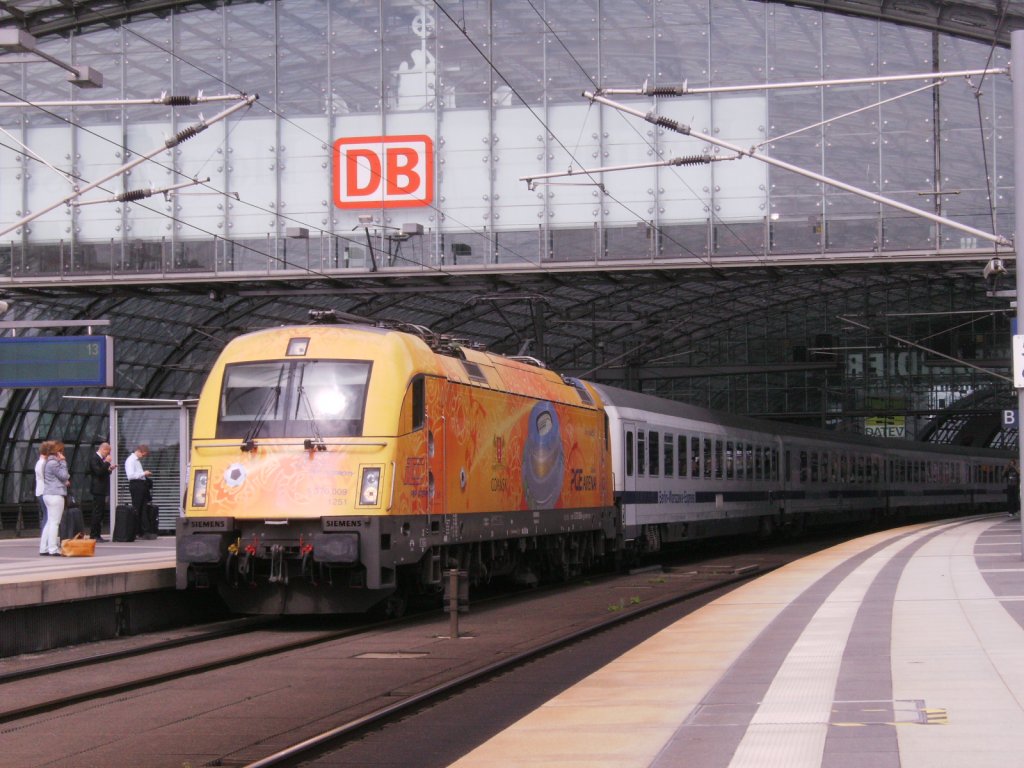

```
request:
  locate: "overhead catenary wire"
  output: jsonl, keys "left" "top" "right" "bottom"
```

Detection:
{"left": 0, "top": 26, "right": 464, "bottom": 278}
{"left": 969, "top": 0, "right": 1010, "bottom": 255}
{"left": 517, "top": 0, "right": 726, "bottom": 265}
{"left": 583, "top": 90, "right": 1012, "bottom": 248}
{"left": 0, "top": 95, "right": 257, "bottom": 238}
{"left": 431, "top": 0, "right": 723, "bottom": 267}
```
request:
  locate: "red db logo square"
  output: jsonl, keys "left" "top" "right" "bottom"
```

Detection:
{"left": 333, "top": 135, "right": 434, "bottom": 209}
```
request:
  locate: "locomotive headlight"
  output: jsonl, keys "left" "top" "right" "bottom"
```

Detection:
{"left": 359, "top": 466, "right": 382, "bottom": 505}
{"left": 191, "top": 469, "right": 209, "bottom": 508}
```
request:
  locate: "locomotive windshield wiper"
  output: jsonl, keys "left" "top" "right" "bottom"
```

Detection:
{"left": 294, "top": 365, "right": 327, "bottom": 451}
{"left": 240, "top": 368, "right": 284, "bottom": 451}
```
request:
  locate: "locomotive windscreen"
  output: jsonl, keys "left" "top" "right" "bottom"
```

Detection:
{"left": 216, "top": 359, "right": 372, "bottom": 439}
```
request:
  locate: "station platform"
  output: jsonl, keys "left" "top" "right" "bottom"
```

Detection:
{"left": 0, "top": 535, "right": 175, "bottom": 610}
{"left": 452, "top": 514, "right": 1024, "bottom": 768}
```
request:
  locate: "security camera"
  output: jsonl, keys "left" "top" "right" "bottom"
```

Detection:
{"left": 983, "top": 257, "right": 1007, "bottom": 280}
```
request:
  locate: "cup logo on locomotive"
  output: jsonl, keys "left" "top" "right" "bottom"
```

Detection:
{"left": 522, "top": 402, "right": 564, "bottom": 509}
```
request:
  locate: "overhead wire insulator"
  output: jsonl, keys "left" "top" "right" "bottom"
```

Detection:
{"left": 116, "top": 187, "right": 153, "bottom": 202}
{"left": 646, "top": 85, "right": 687, "bottom": 97}
{"left": 647, "top": 113, "right": 688, "bottom": 134}
{"left": 668, "top": 155, "right": 712, "bottom": 166}
{"left": 161, "top": 94, "right": 195, "bottom": 106}
{"left": 165, "top": 122, "right": 208, "bottom": 148}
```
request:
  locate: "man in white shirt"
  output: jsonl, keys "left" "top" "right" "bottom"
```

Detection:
{"left": 124, "top": 444, "right": 154, "bottom": 540}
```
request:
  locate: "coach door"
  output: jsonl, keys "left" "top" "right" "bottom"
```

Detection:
{"left": 622, "top": 422, "right": 637, "bottom": 511}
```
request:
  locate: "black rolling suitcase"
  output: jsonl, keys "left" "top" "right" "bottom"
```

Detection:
{"left": 59, "top": 498, "right": 85, "bottom": 540}
{"left": 144, "top": 503, "right": 159, "bottom": 537}
{"left": 113, "top": 503, "right": 136, "bottom": 542}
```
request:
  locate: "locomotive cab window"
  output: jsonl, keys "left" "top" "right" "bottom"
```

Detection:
{"left": 411, "top": 376, "right": 425, "bottom": 431}
{"left": 217, "top": 360, "right": 371, "bottom": 439}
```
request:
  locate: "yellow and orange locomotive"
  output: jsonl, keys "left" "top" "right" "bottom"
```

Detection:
{"left": 176, "top": 323, "right": 616, "bottom": 614}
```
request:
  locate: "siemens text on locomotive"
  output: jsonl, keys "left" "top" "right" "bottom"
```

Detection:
{"left": 176, "top": 323, "right": 1010, "bottom": 614}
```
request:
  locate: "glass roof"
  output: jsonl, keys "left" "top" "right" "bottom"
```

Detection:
{"left": 1, "top": 0, "right": 1023, "bottom": 44}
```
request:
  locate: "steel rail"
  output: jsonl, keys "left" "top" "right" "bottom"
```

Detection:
{"left": 240, "top": 565, "right": 771, "bottom": 768}
{"left": 0, "top": 616, "right": 273, "bottom": 685}
{"left": 0, "top": 616, "right": 382, "bottom": 726}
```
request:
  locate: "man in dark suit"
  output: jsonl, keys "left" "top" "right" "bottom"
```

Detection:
{"left": 87, "top": 442, "right": 116, "bottom": 541}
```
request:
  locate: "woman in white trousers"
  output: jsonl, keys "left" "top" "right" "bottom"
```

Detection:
{"left": 39, "top": 441, "right": 69, "bottom": 556}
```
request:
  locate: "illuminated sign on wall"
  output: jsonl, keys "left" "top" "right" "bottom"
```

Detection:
{"left": 333, "top": 134, "right": 434, "bottom": 209}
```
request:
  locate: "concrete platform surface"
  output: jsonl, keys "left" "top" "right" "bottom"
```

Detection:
{"left": 0, "top": 536, "right": 174, "bottom": 609}
{"left": 451, "top": 515, "right": 1024, "bottom": 768}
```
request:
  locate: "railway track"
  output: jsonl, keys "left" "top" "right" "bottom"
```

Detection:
{"left": 239, "top": 559, "right": 774, "bottom": 767}
{"left": 1, "top": 538, "right": 833, "bottom": 768}
{"left": 0, "top": 615, "right": 385, "bottom": 725}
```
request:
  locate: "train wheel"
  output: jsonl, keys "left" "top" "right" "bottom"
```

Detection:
{"left": 378, "top": 591, "right": 408, "bottom": 619}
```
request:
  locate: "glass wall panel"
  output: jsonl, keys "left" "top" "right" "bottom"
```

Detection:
{"left": 0, "top": 0, "right": 1017, "bottom": 275}
{"left": 710, "top": 1, "right": 766, "bottom": 86}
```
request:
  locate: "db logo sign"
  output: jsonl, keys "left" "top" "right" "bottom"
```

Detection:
{"left": 333, "top": 134, "right": 434, "bottom": 209}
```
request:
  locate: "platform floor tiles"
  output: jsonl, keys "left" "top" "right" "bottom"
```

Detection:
{"left": 451, "top": 516, "right": 1024, "bottom": 768}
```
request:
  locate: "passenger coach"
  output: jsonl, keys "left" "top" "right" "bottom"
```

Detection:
{"left": 593, "top": 384, "right": 1007, "bottom": 553}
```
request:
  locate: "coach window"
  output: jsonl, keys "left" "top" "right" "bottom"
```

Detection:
{"left": 665, "top": 435, "right": 674, "bottom": 477}
{"left": 726, "top": 441, "right": 735, "bottom": 479}
{"left": 638, "top": 430, "right": 646, "bottom": 476}
{"left": 810, "top": 452, "right": 819, "bottom": 483}
{"left": 703, "top": 438, "right": 712, "bottom": 478}
{"left": 771, "top": 448, "right": 778, "bottom": 481}
{"left": 679, "top": 435, "right": 687, "bottom": 477}
{"left": 838, "top": 455, "right": 847, "bottom": 482}
{"left": 799, "top": 451, "right": 808, "bottom": 482}
{"left": 625, "top": 431, "right": 634, "bottom": 477}
{"left": 649, "top": 432, "right": 660, "bottom": 476}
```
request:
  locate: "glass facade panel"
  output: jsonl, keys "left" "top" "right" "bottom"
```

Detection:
{"left": 0, "top": 0, "right": 1011, "bottom": 278}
